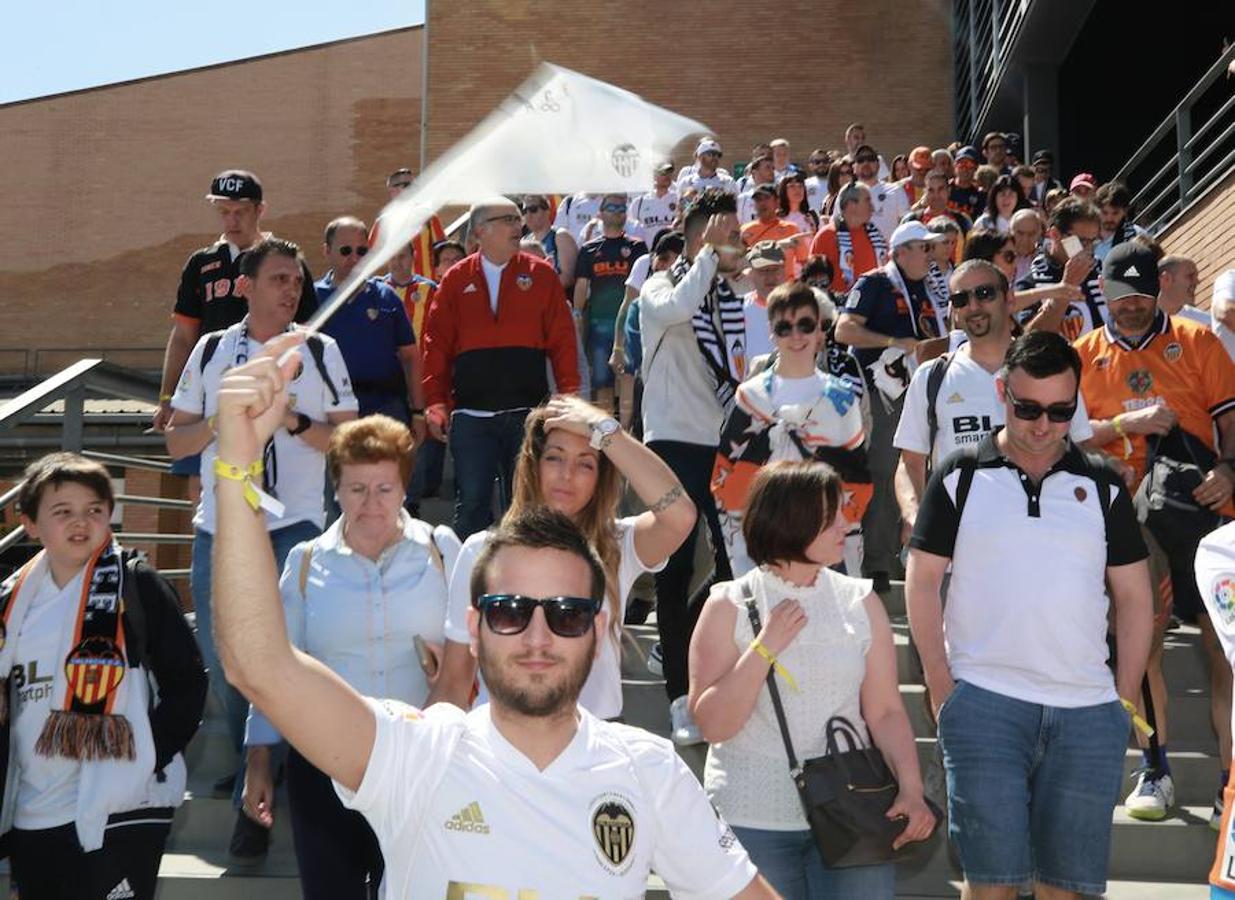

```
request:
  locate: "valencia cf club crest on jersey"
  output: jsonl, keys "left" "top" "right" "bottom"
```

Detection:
{"left": 367, "top": 307, "right": 379, "bottom": 321}
{"left": 1126, "top": 368, "right": 1153, "bottom": 395}
{"left": 1164, "top": 341, "right": 1183, "bottom": 362}
{"left": 1074, "top": 486, "right": 1088, "bottom": 503}
{"left": 516, "top": 273, "right": 533, "bottom": 291}
{"left": 591, "top": 793, "right": 636, "bottom": 873}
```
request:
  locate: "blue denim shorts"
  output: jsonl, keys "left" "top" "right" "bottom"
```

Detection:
{"left": 169, "top": 451, "right": 201, "bottom": 477}
{"left": 587, "top": 322, "right": 617, "bottom": 390}
{"left": 937, "top": 680, "right": 1129, "bottom": 895}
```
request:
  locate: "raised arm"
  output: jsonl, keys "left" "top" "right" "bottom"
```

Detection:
{"left": 543, "top": 396, "right": 696, "bottom": 566}
{"left": 212, "top": 333, "right": 375, "bottom": 792}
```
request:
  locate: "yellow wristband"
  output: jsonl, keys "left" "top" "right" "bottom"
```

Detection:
{"left": 159, "top": 393, "right": 173, "bottom": 403}
{"left": 1112, "top": 414, "right": 1126, "bottom": 436}
{"left": 1120, "top": 698, "right": 1155, "bottom": 738}
{"left": 750, "top": 639, "right": 799, "bottom": 693}
{"left": 213, "top": 459, "right": 264, "bottom": 512}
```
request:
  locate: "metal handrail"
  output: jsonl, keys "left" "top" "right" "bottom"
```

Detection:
{"left": 115, "top": 493, "right": 194, "bottom": 510}
{"left": 1114, "top": 42, "right": 1235, "bottom": 233}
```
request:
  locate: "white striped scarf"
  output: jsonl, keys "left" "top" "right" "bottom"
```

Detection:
{"left": 836, "top": 221, "right": 888, "bottom": 289}
{"left": 671, "top": 255, "right": 746, "bottom": 411}
{"left": 926, "top": 261, "right": 952, "bottom": 334}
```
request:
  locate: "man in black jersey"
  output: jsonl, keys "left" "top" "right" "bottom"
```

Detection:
{"left": 153, "top": 171, "right": 318, "bottom": 438}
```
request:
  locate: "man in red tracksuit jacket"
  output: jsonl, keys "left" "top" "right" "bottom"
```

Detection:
{"left": 422, "top": 196, "right": 580, "bottom": 538}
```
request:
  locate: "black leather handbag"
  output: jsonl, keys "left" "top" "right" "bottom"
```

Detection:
{"left": 1134, "top": 427, "right": 1223, "bottom": 549}
{"left": 743, "top": 593, "right": 940, "bottom": 868}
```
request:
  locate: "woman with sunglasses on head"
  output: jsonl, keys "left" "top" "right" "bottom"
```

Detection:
{"left": 690, "top": 460, "right": 935, "bottom": 899}
{"left": 713, "top": 282, "right": 872, "bottom": 578}
{"left": 521, "top": 194, "right": 579, "bottom": 295}
{"left": 242, "top": 415, "right": 459, "bottom": 900}
{"left": 430, "top": 395, "right": 696, "bottom": 720}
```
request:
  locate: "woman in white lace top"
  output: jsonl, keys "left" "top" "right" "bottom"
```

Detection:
{"left": 688, "top": 460, "right": 934, "bottom": 899}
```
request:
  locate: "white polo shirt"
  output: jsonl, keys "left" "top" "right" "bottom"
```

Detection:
{"left": 171, "top": 320, "right": 358, "bottom": 534}
{"left": 334, "top": 699, "right": 757, "bottom": 898}
{"left": 894, "top": 348, "right": 1094, "bottom": 467}
{"left": 910, "top": 432, "right": 1147, "bottom": 707}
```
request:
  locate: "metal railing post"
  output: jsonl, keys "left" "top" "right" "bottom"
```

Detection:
{"left": 1177, "top": 107, "right": 1194, "bottom": 205}
{"left": 61, "top": 384, "right": 85, "bottom": 452}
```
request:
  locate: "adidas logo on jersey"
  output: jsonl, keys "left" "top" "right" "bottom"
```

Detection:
{"left": 947, "top": 392, "right": 964, "bottom": 403}
{"left": 106, "top": 879, "right": 136, "bottom": 900}
{"left": 445, "top": 800, "right": 490, "bottom": 834}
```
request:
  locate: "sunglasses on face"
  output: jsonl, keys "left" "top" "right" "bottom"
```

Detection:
{"left": 948, "top": 283, "right": 1000, "bottom": 308}
{"left": 601, "top": 203, "right": 627, "bottom": 213}
{"left": 773, "top": 316, "right": 818, "bottom": 337}
{"left": 476, "top": 594, "right": 602, "bottom": 638}
{"left": 523, "top": 204, "right": 548, "bottom": 213}
{"left": 485, "top": 214, "right": 523, "bottom": 226}
{"left": 855, "top": 155, "right": 878, "bottom": 164}
{"left": 1004, "top": 385, "right": 1077, "bottom": 423}
{"left": 337, "top": 245, "right": 369, "bottom": 258}
{"left": 389, "top": 181, "right": 412, "bottom": 190}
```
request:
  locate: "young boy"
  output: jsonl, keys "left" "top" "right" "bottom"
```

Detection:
{"left": 0, "top": 452, "right": 206, "bottom": 900}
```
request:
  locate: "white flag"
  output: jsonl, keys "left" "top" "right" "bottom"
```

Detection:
{"left": 308, "top": 63, "right": 709, "bottom": 333}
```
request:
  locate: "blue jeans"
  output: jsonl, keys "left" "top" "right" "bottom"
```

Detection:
{"left": 937, "top": 680, "right": 1129, "bottom": 895}
{"left": 449, "top": 410, "right": 529, "bottom": 540}
{"left": 408, "top": 436, "right": 446, "bottom": 509}
{"left": 730, "top": 826, "right": 895, "bottom": 900}
{"left": 191, "top": 519, "right": 320, "bottom": 807}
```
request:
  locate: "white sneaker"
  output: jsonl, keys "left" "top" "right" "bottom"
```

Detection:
{"left": 1212, "top": 788, "right": 1225, "bottom": 832}
{"left": 1124, "top": 770, "right": 1175, "bottom": 821}
{"left": 669, "top": 695, "right": 703, "bottom": 746}
{"left": 646, "top": 642, "right": 664, "bottom": 678}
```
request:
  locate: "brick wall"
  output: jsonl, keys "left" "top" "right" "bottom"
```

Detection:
{"left": 0, "top": 27, "right": 424, "bottom": 375}
{"left": 425, "top": 0, "right": 954, "bottom": 177}
{"left": 1159, "top": 168, "right": 1235, "bottom": 310}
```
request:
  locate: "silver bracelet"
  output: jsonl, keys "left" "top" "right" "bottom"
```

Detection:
{"left": 649, "top": 485, "right": 684, "bottom": 513}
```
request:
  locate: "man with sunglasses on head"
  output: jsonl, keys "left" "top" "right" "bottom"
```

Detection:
{"left": 573, "top": 194, "right": 649, "bottom": 412}
{"left": 894, "top": 260, "right": 1093, "bottom": 535}
{"left": 1015, "top": 196, "right": 1107, "bottom": 342}
{"left": 907, "top": 329, "right": 1153, "bottom": 900}
{"left": 1075, "top": 241, "right": 1235, "bottom": 825}
{"left": 422, "top": 197, "right": 579, "bottom": 539}
{"left": 207, "top": 354, "right": 774, "bottom": 896}
{"left": 316, "top": 216, "right": 425, "bottom": 442}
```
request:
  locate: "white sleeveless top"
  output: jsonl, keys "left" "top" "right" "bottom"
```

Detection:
{"left": 704, "top": 566, "right": 873, "bottom": 830}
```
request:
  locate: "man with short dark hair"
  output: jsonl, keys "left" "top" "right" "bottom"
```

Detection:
{"left": 208, "top": 364, "right": 775, "bottom": 896}
{"left": 317, "top": 216, "right": 423, "bottom": 435}
{"left": 1094, "top": 181, "right": 1146, "bottom": 262}
{"left": 574, "top": 195, "right": 648, "bottom": 412}
{"left": 835, "top": 221, "right": 946, "bottom": 590}
{"left": 154, "top": 171, "right": 318, "bottom": 491}
{"left": 980, "top": 131, "right": 1010, "bottom": 175}
{"left": 1016, "top": 197, "right": 1107, "bottom": 341}
{"left": 166, "top": 237, "right": 357, "bottom": 860}
{"left": 908, "top": 330, "right": 1152, "bottom": 900}
{"left": 422, "top": 198, "right": 579, "bottom": 538}
{"left": 1076, "top": 241, "right": 1235, "bottom": 823}
{"left": 736, "top": 155, "right": 775, "bottom": 223}
{"left": 639, "top": 188, "right": 744, "bottom": 744}
{"left": 844, "top": 123, "right": 889, "bottom": 179}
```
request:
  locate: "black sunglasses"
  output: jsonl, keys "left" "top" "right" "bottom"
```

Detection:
{"left": 523, "top": 204, "right": 549, "bottom": 213}
{"left": 948, "top": 283, "right": 1000, "bottom": 309}
{"left": 1004, "top": 385, "right": 1077, "bottom": 423}
{"left": 773, "top": 316, "right": 818, "bottom": 337}
{"left": 476, "top": 594, "right": 602, "bottom": 638}
{"left": 338, "top": 245, "right": 369, "bottom": 258}
{"left": 855, "top": 155, "right": 878, "bottom": 164}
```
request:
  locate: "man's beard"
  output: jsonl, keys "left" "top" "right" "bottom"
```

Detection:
{"left": 478, "top": 628, "right": 596, "bottom": 718}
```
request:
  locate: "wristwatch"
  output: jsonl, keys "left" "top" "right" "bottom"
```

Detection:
{"left": 288, "top": 413, "right": 312, "bottom": 436}
{"left": 589, "top": 417, "right": 621, "bottom": 451}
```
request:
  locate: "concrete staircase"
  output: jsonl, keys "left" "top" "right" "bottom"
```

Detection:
{"left": 0, "top": 581, "right": 1215, "bottom": 897}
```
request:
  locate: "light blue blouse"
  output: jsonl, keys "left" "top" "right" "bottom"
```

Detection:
{"left": 245, "top": 512, "right": 459, "bottom": 746}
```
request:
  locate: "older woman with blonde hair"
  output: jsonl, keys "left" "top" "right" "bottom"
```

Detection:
{"left": 432, "top": 395, "right": 696, "bottom": 723}
{"left": 242, "top": 414, "right": 459, "bottom": 899}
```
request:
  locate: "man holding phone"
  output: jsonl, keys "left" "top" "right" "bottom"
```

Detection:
{"left": 1015, "top": 197, "right": 1107, "bottom": 341}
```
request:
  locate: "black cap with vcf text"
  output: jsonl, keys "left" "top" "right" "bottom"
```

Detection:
{"left": 206, "top": 170, "right": 263, "bottom": 203}
{"left": 1102, "top": 241, "right": 1160, "bottom": 301}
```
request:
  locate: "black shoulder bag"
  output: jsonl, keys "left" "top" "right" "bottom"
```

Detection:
{"left": 741, "top": 584, "right": 940, "bottom": 868}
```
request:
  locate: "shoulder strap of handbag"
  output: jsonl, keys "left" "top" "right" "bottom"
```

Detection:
{"left": 740, "top": 581, "right": 801, "bottom": 773}
{"left": 120, "top": 556, "right": 150, "bottom": 671}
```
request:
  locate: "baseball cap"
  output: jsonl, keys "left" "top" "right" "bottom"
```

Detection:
{"left": 654, "top": 161, "right": 675, "bottom": 174}
{"left": 696, "top": 138, "right": 723, "bottom": 157}
{"left": 206, "top": 170, "right": 263, "bottom": 203}
{"left": 1032, "top": 149, "right": 1054, "bottom": 165}
{"left": 1102, "top": 241, "right": 1160, "bottom": 300}
{"left": 770, "top": 138, "right": 789, "bottom": 149}
{"left": 955, "top": 146, "right": 980, "bottom": 165}
{"left": 1070, "top": 173, "right": 1097, "bottom": 191}
{"left": 747, "top": 240, "right": 786, "bottom": 268}
{"left": 909, "top": 146, "right": 933, "bottom": 169}
{"left": 1215, "top": 269, "right": 1235, "bottom": 305}
{"left": 890, "top": 221, "right": 947, "bottom": 249}
{"left": 751, "top": 183, "right": 777, "bottom": 199}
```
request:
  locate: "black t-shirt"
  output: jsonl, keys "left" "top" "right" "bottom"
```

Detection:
{"left": 173, "top": 239, "right": 318, "bottom": 333}
{"left": 948, "top": 183, "right": 986, "bottom": 221}
{"left": 844, "top": 268, "right": 939, "bottom": 368}
{"left": 575, "top": 235, "right": 648, "bottom": 323}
